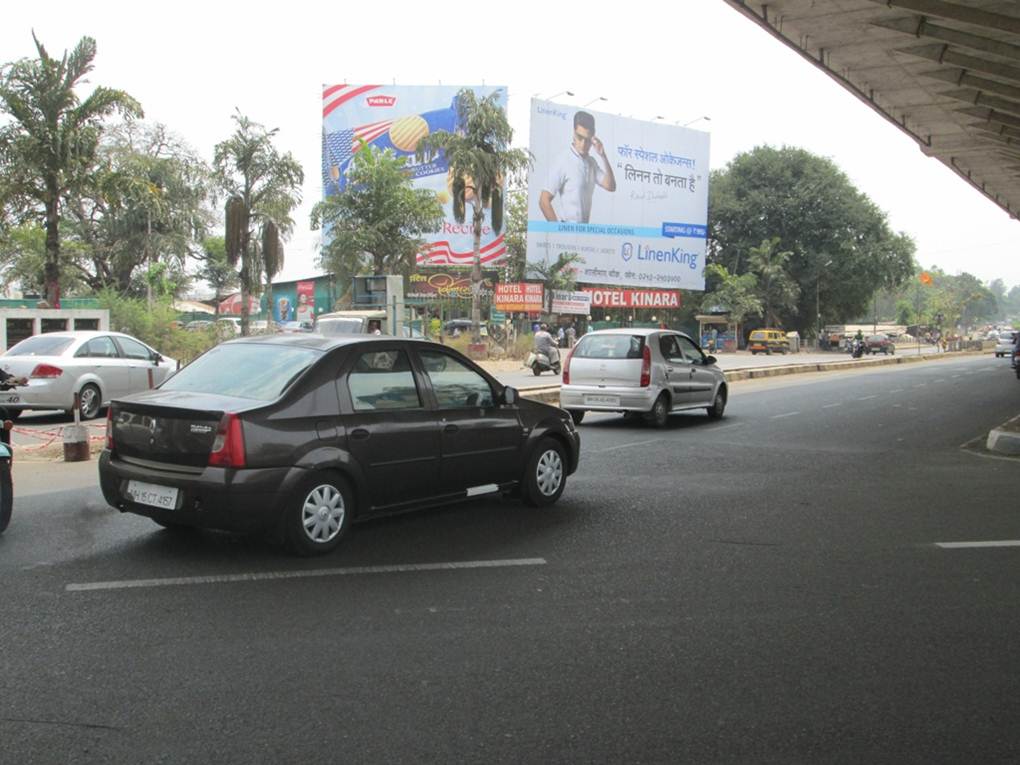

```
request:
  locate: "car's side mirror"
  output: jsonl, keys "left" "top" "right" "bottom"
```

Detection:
{"left": 502, "top": 386, "right": 518, "bottom": 406}
{"left": 152, "top": 353, "right": 163, "bottom": 364}
{"left": 704, "top": 355, "right": 717, "bottom": 366}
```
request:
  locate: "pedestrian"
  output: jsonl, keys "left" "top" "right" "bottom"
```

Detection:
{"left": 566, "top": 323, "right": 577, "bottom": 348}
{"left": 557, "top": 324, "right": 566, "bottom": 348}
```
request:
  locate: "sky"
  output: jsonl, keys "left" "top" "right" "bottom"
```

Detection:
{"left": 4, "top": 0, "right": 1020, "bottom": 291}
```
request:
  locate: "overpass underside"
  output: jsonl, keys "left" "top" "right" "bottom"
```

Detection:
{"left": 722, "top": 0, "right": 1020, "bottom": 220}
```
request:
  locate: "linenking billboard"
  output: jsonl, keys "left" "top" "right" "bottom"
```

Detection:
{"left": 526, "top": 99, "right": 709, "bottom": 290}
{"left": 322, "top": 84, "right": 508, "bottom": 267}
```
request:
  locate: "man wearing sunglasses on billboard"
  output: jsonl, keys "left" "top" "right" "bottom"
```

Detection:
{"left": 539, "top": 111, "right": 616, "bottom": 224}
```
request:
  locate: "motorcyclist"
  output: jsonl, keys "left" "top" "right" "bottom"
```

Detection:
{"left": 533, "top": 323, "right": 560, "bottom": 365}
{"left": 852, "top": 329, "right": 864, "bottom": 357}
{"left": 0, "top": 369, "right": 27, "bottom": 443}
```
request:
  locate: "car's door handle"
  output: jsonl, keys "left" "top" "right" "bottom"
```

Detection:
{"left": 444, "top": 423, "right": 459, "bottom": 434}
{"left": 350, "top": 428, "right": 370, "bottom": 441}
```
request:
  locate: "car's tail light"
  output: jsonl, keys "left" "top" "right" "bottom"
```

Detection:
{"left": 105, "top": 408, "right": 114, "bottom": 450}
{"left": 208, "top": 413, "right": 246, "bottom": 468}
{"left": 640, "top": 344, "right": 651, "bottom": 387}
{"left": 30, "top": 363, "right": 62, "bottom": 378}
{"left": 562, "top": 349, "right": 573, "bottom": 385}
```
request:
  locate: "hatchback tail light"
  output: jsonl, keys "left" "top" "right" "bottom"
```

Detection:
{"left": 105, "top": 408, "right": 114, "bottom": 450}
{"left": 208, "top": 413, "right": 246, "bottom": 468}
{"left": 30, "top": 363, "right": 63, "bottom": 378}
{"left": 562, "top": 350, "right": 573, "bottom": 385}
{"left": 640, "top": 344, "right": 651, "bottom": 387}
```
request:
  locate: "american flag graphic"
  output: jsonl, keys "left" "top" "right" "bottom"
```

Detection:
{"left": 418, "top": 236, "right": 506, "bottom": 266}
{"left": 322, "top": 120, "right": 394, "bottom": 195}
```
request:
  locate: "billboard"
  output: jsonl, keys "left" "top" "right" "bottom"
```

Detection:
{"left": 322, "top": 84, "right": 508, "bottom": 267}
{"left": 551, "top": 290, "right": 592, "bottom": 315}
{"left": 582, "top": 288, "right": 681, "bottom": 309}
{"left": 406, "top": 271, "right": 497, "bottom": 300}
{"left": 494, "top": 283, "right": 544, "bottom": 313}
{"left": 526, "top": 100, "right": 709, "bottom": 291}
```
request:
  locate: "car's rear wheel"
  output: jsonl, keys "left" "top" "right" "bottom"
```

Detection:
{"left": 568, "top": 409, "right": 585, "bottom": 425}
{"left": 646, "top": 394, "right": 670, "bottom": 428}
{"left": 522, "top": 437, "right": 567, "bottom": 507}
{"left": 532, "top": 364, "right": 542, "bottom": 376}
{"left": 285, "top": 473, "right": 352, "bottom": 556}
{"left": 707, "top": 388, "right": 727, "bottom": 419}
{"left": 79, "top": 383, "right": 101, "bottom": 420}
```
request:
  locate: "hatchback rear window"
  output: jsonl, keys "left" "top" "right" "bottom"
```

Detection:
{"left": 573, "top": 335, "right": 645, "bottom": 359}
{"left": 5, "top": 335, "right": 74, "bottom": 356}
{"left": 160, "top": 343, "right": 320, "bottom": 401}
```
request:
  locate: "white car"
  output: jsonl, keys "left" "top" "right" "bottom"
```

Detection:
{"left": 0, "top": 331, "right": 177, "bottom": 419}
{"left": 994, "top": 331, "right": 1016, "bottom": 358}
{"left": 560, "top": 328, "right": 728, "bottom": 427}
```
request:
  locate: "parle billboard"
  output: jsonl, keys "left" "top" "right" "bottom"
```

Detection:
{"left": 526, "top": 99, "right": 709, "bottom": 291}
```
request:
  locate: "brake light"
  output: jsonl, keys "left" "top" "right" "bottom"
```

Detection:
{"left": 208, "top": 413, "right": 246, "bottom": 468}
{"left": 640, "top": 344, "right": 651, "bottom": 387}
{"left": 105, "top": 408, "right": 114, "bottom": 450}
{"left": 30, "top": 363, "right": 63, "bottom": 378}
{"left": 562, "top": 349, "right": 572, "bottom": 385}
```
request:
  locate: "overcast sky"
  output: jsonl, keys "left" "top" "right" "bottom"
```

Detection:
{"left": 4, "top": 0, "right": 1019, "bottom": 289}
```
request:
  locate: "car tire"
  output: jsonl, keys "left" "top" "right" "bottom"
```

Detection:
{"left": 284, "top": 472, "right": 353, "bottom": 556}
{"left": 78, "top": 383, "right": 102, "bottom": 420}
{"left": 765, "top": 348, "right": 772, "bottom": 356}
{"left": 707, "top": 388, "right": 727, "bottom": 420}
{"left": 4, "top": 410, "right": 21, "bottom": 423}
{"left": 646, "top": 394, "right": 670, "bottom": 428}
{"left": 568, "top": 409, "right": 585, "bottom": 425}
{"left": 532, "top": 364, "right": 542, "bottom": 376}
{"left": 522, "top": 437, "right": 567, "bottom": 507}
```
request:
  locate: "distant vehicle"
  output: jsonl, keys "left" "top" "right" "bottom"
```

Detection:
{"left": 443, "top": 318, "right": 481, "bottom": 336}
{"left": 0, "top": 331, "right": 176, "bottom": 419}
{"left": 98, "top": 335, "right": 580, "bottom": 555}
{"left": 747, "top": 329, "right": 790, "bottom": 355}
{"left": 560, "top": 328, "right": 727, "bottom": 427}
{"left": 866, "top": 334, "right": 895, "bottom": 355}
{"left": 315, "top": 310, "right": 387, "bottom": 336}
{"left": 185, "top": 320, "right": 213, "bottom": 332}
{"left": 216, "top": 317, "right": 241, "bottom": 336}
{"left": 277, "top": 321, "right": 313, "bottom": 334}
{"left": 994, "top": 331, "right": 1016, "bottom": 358}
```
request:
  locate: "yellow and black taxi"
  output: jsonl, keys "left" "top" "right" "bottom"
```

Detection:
{"left": 747, "top": 329, "right": 790, "bottom": 355}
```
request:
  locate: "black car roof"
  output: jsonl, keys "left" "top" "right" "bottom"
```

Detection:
{"left": 224, "top": 333, "right": 443, "bottom": 353}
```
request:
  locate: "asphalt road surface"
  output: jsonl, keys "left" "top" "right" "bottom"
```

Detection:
{"left": 1, "top": 354, "right": 1018, "bottom": 764}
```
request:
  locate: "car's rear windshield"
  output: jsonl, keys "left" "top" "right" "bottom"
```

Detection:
{"left": 4, "top": 335, "right": 74, "bottom": 356}
{"left": 572, "top": 334, "right": 645, "bottom": 359}
{"left": 316, "top": 318, "right": 365, "bottom": 335}
{"left": 160, "top": 343, "right": 321, "bottom": 401}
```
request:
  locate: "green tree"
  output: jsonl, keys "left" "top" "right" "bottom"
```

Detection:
{"left": 502, "top": 188, "right": 528, "bottom": 282}
{"left": 311, "top": 145, "right": 443, "bottom": 290}
{"left": 195, "top": 236, "right": 237, "bottom": 316}
{"left": 0, "top": 34, "right": 142, "bottom": 305}
{"left": 0, "top": 222, "right": 87, "bottom": 296}
{"left": 214, "top": 112, "right": 303, "bottom": 335}
{"left": 709, "top": 146, "right": 915, "bottom": 332}
{"left": 746, "top": 237, "right": 799, "bottom": 327}
{"left": 416, "top": 89, "right": 531, "bottom": 342}
{"left": 527, "top": 252, "right": 581, "bottom": 310}
{"left": 700, "top": 263, "right": 762, "bottom": 326}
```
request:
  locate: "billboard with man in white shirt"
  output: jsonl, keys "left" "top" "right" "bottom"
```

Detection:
{"left": 527, "top": 99, "right": 709, "bottom": 291}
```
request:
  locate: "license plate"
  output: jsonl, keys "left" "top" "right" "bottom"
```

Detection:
{"left": 0, "top": 393, "right": 19, "bottom": 403}
{"left": 585, "top": 395, "right": 620, "bottom": 407}
{"left": 125, "top": 480, "right": 179, "bottom": 510}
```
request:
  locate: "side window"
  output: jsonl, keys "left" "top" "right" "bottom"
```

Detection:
{"left": 659, "top": 335, "right": 685, "bottom": 363}
{"left": 418, "top": 351, "right": 494, "bottom": 409}
{"left": 676, "top": 336, "right": 705, "bottom": 364}
{"left": 116, "top": 336, "right": 152, "bottom": 360}
{"left": 347, "top": 350, "right": 421, "bottom": 411}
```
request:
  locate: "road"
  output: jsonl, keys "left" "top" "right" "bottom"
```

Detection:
{"left": 1, "top": 354, "right": 1018, "bottom": 763}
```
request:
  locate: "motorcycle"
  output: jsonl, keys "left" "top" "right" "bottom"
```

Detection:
{"left": 849, "top": 338, "right": 866, "bottom": 359}
{"left": 526, "top": 345, "right": 561, "bottom": 376}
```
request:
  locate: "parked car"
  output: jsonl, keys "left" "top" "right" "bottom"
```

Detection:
{"left": 98, "top": 335, "right": 580, "bottom": 555}
{"left": 315, "top": 310, "right": 388, "bottom": 336}
{"left": 444, "top": 318, "right": 484, "bottom": 336}
{"left": 866, "top": 334, "right": 895, "bottom": 355}
{"left": 277, "top": 320, "right": 314, "bottom": 333}
{"left": 559, "top": 328, "right": 727, "bottom": 427}
{"left": 185, "top": 320, "right": 213, "bottom": 332}
{"left": 994, "top": 331, "right": 1016, "bottom": 358}
{"left": 216, "top": 317, "right": 241, "bottom": 336}
{"left": 747, "top": 328, "right": 790, "bottom": 355}
{"left": 0, "top": 331, "right": 176, "bottom": 419}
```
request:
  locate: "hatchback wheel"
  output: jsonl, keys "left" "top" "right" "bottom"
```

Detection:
{"left": 522, "top": 438, "right": 567, "bottom": 507}
{"left": 79, "top": 383, "right": 101, "bottom": 420}
{"left": 646, "top": 394, "right": 669, "bottom": 428}
{"left": 707, "top": 389, "right": 727, "bottom": 420}
{"left": 568, "top": 409, "right": 585, "bottom": 425}
{"left": 285, "top": 473, "right": 352, "bottom": 556}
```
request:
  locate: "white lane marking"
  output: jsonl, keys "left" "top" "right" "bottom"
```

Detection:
{"left": 771, "top": 411, "right": 800, "bottom": 419}
{"left": 822, "top": 403, "right": 841, "bottom": 409}
{"left": 914, "top": 383, "right": 927, "bottom": 387}
{"left": 590, "top": 438, "right": 662, "bottom": 454}
{"left": 858, "top": 395, "right": 877, "bottom": 401}
{"left": 66, "top": 558, "right": 547, "bottom": 592}
{"left": 466, "top": 483, "right": 498, "bottom": 497}
{"left": 889, "top": 388, "right": 904, "bottom": 393}
{"left": 951, "top": 375, "right": 961, "bottom": 379}
{"left": 936, "top": 541, "right": 1020, "bottom": 549}
{"left": 933, "top": 379, "right": 946, "bottom": 383}
{"left": 708, "top": 424, "right": 744, "bottom": 433}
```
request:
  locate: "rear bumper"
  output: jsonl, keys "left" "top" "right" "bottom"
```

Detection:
{"left": 99, "top": 450, "right": 304, "bottom": 533}
{"left": 560, "top": 384, "right": 658, "bottom": 413}
{"left": 0, "top": 379, "right": 73, "bottom": 411}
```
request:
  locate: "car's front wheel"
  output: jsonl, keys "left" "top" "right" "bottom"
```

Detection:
{"left": 285, "top": 473, "right": 353, "bottom": 556}
{"left": 522, "top": 438, "right": 567, "bottom": 507}
{"left": 707, "top": 389, "right": 727, "bottom": 419}
{"left": 78, "top": 383, "right": 102, "bottom": 420}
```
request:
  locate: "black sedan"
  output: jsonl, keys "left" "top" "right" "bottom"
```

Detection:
{"left": 98, "top": 335, "right": 580, "bottom": 555}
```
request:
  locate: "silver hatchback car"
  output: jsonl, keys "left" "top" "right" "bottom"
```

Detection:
{"left": 560, "top": 328, "right": 727, "bottom": 427}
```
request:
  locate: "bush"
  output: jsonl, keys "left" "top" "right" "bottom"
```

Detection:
{"left": 97, "top": 290, "right": 221, "bottom": 367}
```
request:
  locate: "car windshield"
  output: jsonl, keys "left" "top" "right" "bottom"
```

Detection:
{"left": 160, "top": 343, "right": 320, "bottom": 401}
{"left": 573, "top": 334, "right": 645, "bottom": 359}
{"left": 4, "top": 335, "right": 74, "bottom": 356}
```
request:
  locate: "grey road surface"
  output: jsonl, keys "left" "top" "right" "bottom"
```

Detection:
{"left": 1, "top": 354, "right": 1017, "bottom": 764}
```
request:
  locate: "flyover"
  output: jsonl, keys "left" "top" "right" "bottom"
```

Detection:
{"left": 721, "top": 0, "right": 1020, "bottom": 221}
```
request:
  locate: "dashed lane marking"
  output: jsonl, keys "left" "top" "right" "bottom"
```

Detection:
{"left": 822, "top": 403, "right": 841, "bottom": 409}
{"left": 858, "top": 395, "right": 877, "bottom": 401}
{"left": 66, "top": 558, "right": 548, "bottom": 592}
{"left": 935, "top": 541, "right": 1020, "bottom": 550}
{"left": 590, "top": 438, "right": 663, "bottom": 454}
{"left": 771, "top": 411, "right": 800, "bottom": 419}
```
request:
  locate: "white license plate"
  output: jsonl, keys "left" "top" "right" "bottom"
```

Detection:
{"left": 585, "top": 395, "right": 620, "bottom": 407}
{"left": 0, "top": 393, "right": 19, "bottom": 403}
{"left": 125, "top": 480, "right": 179, "bottom": 510}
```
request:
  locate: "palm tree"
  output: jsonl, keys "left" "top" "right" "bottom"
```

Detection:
{"left": 747, "top": 238, "right": 799, "bottom": 327}
{"left": 416, "top": 89, "right": 531, "bottom": 342}
{"left": 0, "top": 34, "right": 142, "bottom": 305}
